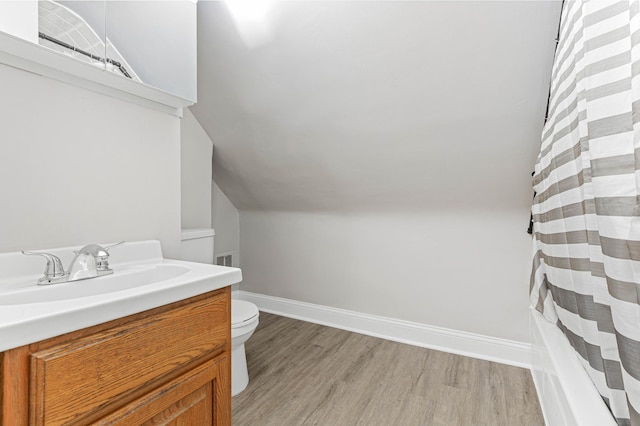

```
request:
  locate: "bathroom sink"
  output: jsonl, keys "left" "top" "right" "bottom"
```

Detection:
{"left": 0, "top": 264, "right": 190, "bottom": 304}
{"left": 0, "top": 240, "right": 242, "bottom": 352}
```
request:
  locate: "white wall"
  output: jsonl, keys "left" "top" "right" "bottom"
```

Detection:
{"left": 194, "top": 1, "right": 560, "bottom": 213}
{"left": 240, "top": 210, "right": 533, "bottom": 342}
{"left": 0, "top": 1, "right": 38, "bottom": 43}
{"left": 181, "top": 109, "right": 212, "bottom": 229}
{"left": 192, "top": 1, "right": 561, "bottom": 344}
{"left": 180, "top": 108, "right": 240, "bottom": 266}
{"left": 0, "top": 63, "right": 181, "bottom": 258}
{"left": 212, "top": 179, "right": 240, "bottom": 267}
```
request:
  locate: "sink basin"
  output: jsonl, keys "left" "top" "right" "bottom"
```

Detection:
{"left": 0, "top": 240, "right": 242, "bottom": 352}
{"left": 0, "top": 264, "right": 189, "bottom": 305}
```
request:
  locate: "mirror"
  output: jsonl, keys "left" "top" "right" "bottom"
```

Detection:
{"left": 39, "top": 1, "right": 109, "bottom": 73}
{"left": 0, "top": 0, "right": 196, "bottom": 103}
{"left": 0, "top": 2, "right": 40, "bottom": 44}
{"left": 105, "top": 1, "right": 197, "bottom": 101}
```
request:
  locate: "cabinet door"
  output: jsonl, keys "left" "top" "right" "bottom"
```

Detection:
{"left": 96, "top": 353, "right": 230, "bottom": 425}
{"left": 29, "top": 291, "right": 229, "bottom": 425}
{"left": 0, "top": 289, "right": 231, "bottom": 426}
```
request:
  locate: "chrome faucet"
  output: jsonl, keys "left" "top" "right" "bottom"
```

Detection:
{"left": 68, "top": 242, "right": 122, "bottom": 281}
{"left": 22, "top": 241, "right": 124, "bottom": 285}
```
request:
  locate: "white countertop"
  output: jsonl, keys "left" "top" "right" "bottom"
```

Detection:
{"left": 0, "top": 240, "right": 241, "bottom": 352}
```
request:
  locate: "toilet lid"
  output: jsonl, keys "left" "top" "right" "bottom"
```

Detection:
{"left": 232, "top": 300, "right": 259, "bottom": 328}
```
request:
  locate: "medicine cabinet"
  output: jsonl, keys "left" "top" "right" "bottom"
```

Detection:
{"left": 0, "top": 1, "right": 196, "bottom": 115}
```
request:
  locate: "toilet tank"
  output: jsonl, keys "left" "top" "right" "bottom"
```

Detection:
{"left": 180, "top": 228, "right": 215, "bottom": 264}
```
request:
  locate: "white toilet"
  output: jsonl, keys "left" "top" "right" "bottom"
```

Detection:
{"left": 180, "top": 228, "right": 260, "bottom": 396}
{"left": 231, "top": 299, "right": 259, "bottom": 395}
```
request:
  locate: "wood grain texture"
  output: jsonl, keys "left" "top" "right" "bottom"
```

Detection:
{"left": 97, "top": 354, "right": 229, "bottom": 425}
{"left": 0, "top": 287, "right": 232, "bottom": 426}
{"left": 233, "top": 313, "right": 543, "bottom": 426}
{"left": 30, "top": 292, "right": 228, "bottom": 425}
{"left": 214, "top": 352, "right": 231, "bottom": 426}
{"left": 1, "top": 346, "right": 30, "bottom": 426}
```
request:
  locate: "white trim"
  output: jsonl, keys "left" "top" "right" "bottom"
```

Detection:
{"left": 238, "top": 291, "right": 532, "bottom": 368}
{"left": 530, "top": 308, "right": 616, "bottom": 426}
{"left": 0, "top": 32, "right": 193, "bottom": 116}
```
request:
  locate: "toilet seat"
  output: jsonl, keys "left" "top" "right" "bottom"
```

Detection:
{"left": 232, "top": 300, "right": 259, "bottom": 328}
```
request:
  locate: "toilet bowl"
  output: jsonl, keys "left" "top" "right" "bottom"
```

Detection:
{"left": 180, "top": 228, "right": 259, "bottom": 396}
{"left": 232, "top": 299, "right": 259, "bottom": 396}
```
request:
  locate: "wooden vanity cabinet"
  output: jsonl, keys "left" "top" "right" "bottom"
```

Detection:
{"left": 0, "top": 287, "right": 231, "bottom": 425}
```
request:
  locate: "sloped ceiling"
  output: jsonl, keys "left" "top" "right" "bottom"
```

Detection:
{"left": 192, "top": 1, "right": 562, "bottom": 212}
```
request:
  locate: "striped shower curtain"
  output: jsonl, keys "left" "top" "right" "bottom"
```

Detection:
{"left": 530, "top": 1, "right": 640, "bottom": 424}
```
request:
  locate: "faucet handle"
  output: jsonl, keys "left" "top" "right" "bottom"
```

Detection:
{"left": 103, "top": 241, "right": 125, "bottom": 252}
{"left": 21, "top": 251, "right": 67, "bottom": 285}
{"left": 97, "top": 241, "right": 124, "bottom": 272}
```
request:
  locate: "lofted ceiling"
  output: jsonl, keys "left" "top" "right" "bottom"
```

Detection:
{"left": 191, "top": 1, "right": 562, "bottom": 213}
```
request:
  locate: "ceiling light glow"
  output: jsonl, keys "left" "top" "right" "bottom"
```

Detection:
{"left": 224, "top": 0, "right": 276, "bottom": 48}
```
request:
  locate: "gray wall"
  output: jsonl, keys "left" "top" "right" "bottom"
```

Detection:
{"left": 181, "top": 109, "right": 212, "bottom": 230}
{"left": 240, "top": 210, "right": 532, "bottom": 341}
{"left": 212, "top": 180, "right": 240, "bottom": 267}
{"left": 181, "top": 108, "right": 240, "bottom": 267}
{"left": 0, "top": 63, "right": 181, "bottom": 258}
{"left": 192, "top": 1, "right": 561, "bottom": 343}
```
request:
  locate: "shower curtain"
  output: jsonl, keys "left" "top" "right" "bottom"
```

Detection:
{"left": 530, "top": 1, "right": 640, "bottom": 424}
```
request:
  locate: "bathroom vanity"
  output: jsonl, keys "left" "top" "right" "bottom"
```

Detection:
{"left": 0, "top": 241, "right": 240, "bottom": 425}
{"left": 1, "top": 288, "right": 230, "bottom": 425}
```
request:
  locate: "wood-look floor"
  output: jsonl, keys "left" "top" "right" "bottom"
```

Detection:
{"left": 232, "top": 313, "right": 543, "bottom": 426}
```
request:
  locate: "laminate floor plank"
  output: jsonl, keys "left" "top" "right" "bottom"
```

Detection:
{"left": 233, "top": 313, "right": 543, "bottom": 426}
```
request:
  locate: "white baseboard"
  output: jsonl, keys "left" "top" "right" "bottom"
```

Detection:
{"left": 238, "top": 291, "right": 531, "bottom": 368}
